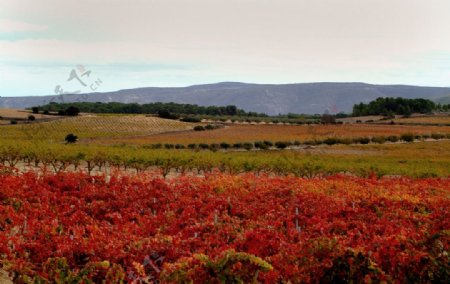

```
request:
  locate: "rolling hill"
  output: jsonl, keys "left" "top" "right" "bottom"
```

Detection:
{"left": 1, "top": 82, "right": 450, "bottom": 115}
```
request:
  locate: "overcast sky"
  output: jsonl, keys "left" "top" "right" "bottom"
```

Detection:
{"left": 1, "top": 0, "right": 450, "bottom": 96}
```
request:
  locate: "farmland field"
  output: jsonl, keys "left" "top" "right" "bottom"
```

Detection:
{"left": 93, "top": 123, "right": 450, "bottom": 145}
{"left": 0, "top": 169, "right": 448, "bottom": 283}
{"left": 0, "top": 111, "right": 449, "bottom": 283}
{"left": 0, "top": 115, "right": 194, "bottom": 141}
{"left": 378, "top": 115, "right": 450, "bottom": 125}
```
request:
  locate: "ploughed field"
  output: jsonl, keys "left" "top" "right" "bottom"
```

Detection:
{"left": 0, "top": 168, "right": 448, "bottom": 283}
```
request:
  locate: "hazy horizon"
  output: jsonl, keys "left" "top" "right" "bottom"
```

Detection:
{"left": 1, "top": 0, "right": 450, "bottom": 97}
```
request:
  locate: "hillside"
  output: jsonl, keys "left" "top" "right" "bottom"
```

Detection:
{"left": 1, "top": 82, "right": 450, "bottom": 115}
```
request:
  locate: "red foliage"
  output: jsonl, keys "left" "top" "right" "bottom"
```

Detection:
{"left": 0, "top": 169, "right": 449, "bottom": 282}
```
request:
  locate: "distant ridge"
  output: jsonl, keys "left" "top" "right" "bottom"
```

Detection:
{"left": 1, "top": 82, "right": 450, "bottom": 115}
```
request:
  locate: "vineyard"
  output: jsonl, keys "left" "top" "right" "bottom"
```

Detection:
{"left": 0, "top": 140, "right": 450, "bottom": 178}
{"left": 0, "top": 169, "right": 448, "bottom": 283}
{"left": 1, "top": 111, "right": 450, "bottom": 283}
{"left": 0, "top": 115, "right": 194, "bottom": 141}
{"left": 95, "top": 123, "right": 450, "bottom": 145}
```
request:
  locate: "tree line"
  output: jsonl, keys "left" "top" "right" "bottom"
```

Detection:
{"left": 352, "top": 97, "right": 450, "bottom": 116}
{"left": 34, "top": 102, "right": 267, "bottom": 117}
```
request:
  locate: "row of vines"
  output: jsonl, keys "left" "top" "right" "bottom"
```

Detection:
{"left": 0, "top": 170, "right": 448, "bottom": 283}
{"left": 1, "top": 140, "right": 449, "bottom": 178}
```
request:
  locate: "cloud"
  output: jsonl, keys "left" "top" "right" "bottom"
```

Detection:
{"left": 0, "top": 19, "right": 47, "bottom": 33}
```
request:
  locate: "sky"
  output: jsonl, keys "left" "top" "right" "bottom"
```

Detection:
{"left": 1, "top": 0, "right": 450, "bottom": 97}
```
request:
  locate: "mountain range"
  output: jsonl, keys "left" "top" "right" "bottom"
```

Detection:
{"left": 1, "top": 82, "right": 450, "bottom": 115}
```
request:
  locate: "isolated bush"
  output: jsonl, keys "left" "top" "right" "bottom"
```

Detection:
{"left": 371, "top": 136, "right": 386, "bottom": 144}
{"left": 324, "top": 137, "right": 338, "bottom": 145}
{"left": 220, "top": 142, "right": 230, "bottom": 149}
{"left": 337, "top": 137, "right": 353, "bottom": 145}
{"left": 10, "top": 120, "right": 17, "bottom": 125}
{"left": 387, "top": 136, "right": 399, "bottom": 143}
{"left": 242, "top": 142, "right": 254, "bottom": 151}
{"left": 193, "top": 125, "right": 205, "bottom": 131}
{"left": 400, "top": 133, "right": 415, "bottom": 143}
{"left": 65, "top": 133, "right": 78, "bottom": 144}
{"left": 175, "top": 144, "right": 185, "bottom": 149}
{"left": 28, "top": 115, "right": 36, "bottom": 121}
{"left": 232, "top": 143, "right": 243, "bottom": 149}
{"left": 151, "top": 143, "right": 162, "bottom": 149}
{"left": 354, "top": 137, "right": 370, "bottom": 144}
{"left": 198, "top": 143, "right": 209, "bottom": 150}
{"left": 158, "top": 110, "right": 179, "bottom": 120}
{"left": 275, "top": 141, "right": 289, "bottom": 149}
{"left": 31, "top": 107, "right": 39, "bottom": 114}
{"left": 209, "top": 143, "right": 220, "bottom": 152}
{"left": 263, "top": 141, "right": 274, "bottom": 147}
{"left": 431, "top": 133, "right": 445, "bottom": 140}
{"left": 65, "top": 106, "right": 80, "bottom": 116}
{"left": 180, "top": 116, "right": 201, "bottom": 123}
{"left": 254, "top": 141, "right": 268, "bottom": 150}
{"left": 205, "top": 124, "right": 215, "bottom": 130}
{"left": 164, "top": 144, "right": 175, "bottom": 149}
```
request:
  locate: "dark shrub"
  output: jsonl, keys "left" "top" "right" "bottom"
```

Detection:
{"left": 254, "top": 141, "right": 268, "bottom": 150}
{"left": 263, "top": 141, "right": 273, "bottom": 147}
{"left": 323, "top": 137, "right": 338, "bottom": 145}
{"left": 28, "top": 115, "right": 36, "bottom": 121}
{"left": 188, "top": 144, "right": 197, "bottom": 150}
{"left": 152, "top": 143, "right": 162, "bottom": 149}
{"left": 431, "top": 133, "right": 445, "bottom": 140}
{"left": 10, "top": 120, "right": 17, "bottom": 125}
{"left": 31, "top": 107, "right": 39, "bottom": 114}
{"left": 164, "top": 144, "right": 175, "bottom": 149}
{"left": 242, "top": 142, "right": 254, "bottom": 151}
{"left": 204, "top": 124, "right": 215, "bottom": 130}
{"left": 400, "top": 133, "right": 415, "bottom": 142}
{"left": 337, "top": 138, "right": 353, "bottom": 145}
{"left": 210, "top": 143, "right": 220, "bottom": 152}
{"left": 43, "top": 110, "right": 49, "bottom": 115}
{"left": 371, "top": 136, "right": 386, "bottom": 144}
{"left": 220, "top": 142, "right": 230, "bottom": 149}
{"left": 355, "top": 137, "right": 370, "bottom": 144}
{"left": 387, "top": 136, "right": 399, "bottom": 143}
{"left": 193, "top": 125, "right": 205, "bottom": 131}
{"left": 158, "top": 110, "right": 179, "bottom": 119}
{"left": 233, "top": 143, "right": 243, "bottom": 149}
{"left": 198, "top": 143, "right": 209, "bottom": 150}
{"left": 65, "top": 133, "right": 78, "bottom": 143}
{"left": 275, "top": 141, "right": 289, "bottom": 149}
{"left": 175, "top": 144, "right": 185, "bottom": 149}
{"left": 180, "top": 116, "right": 201, "bottom": 123}
{"left": 66, "top": 106, "right": 80, "bottom": 116}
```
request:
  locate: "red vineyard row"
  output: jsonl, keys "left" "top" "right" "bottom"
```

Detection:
{"left": 0, "top": 166, "right": 449, "bottom": 283}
